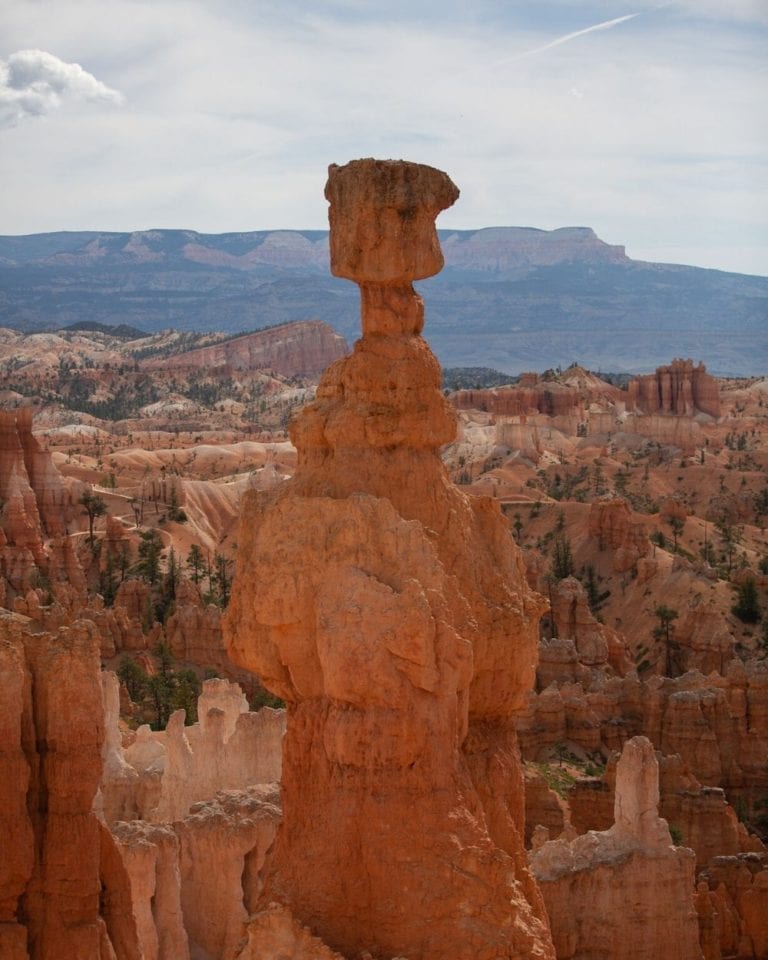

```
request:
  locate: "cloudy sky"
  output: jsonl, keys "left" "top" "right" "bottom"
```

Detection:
{"left": 1, "top": 0, "right": 766, "bottom": 275}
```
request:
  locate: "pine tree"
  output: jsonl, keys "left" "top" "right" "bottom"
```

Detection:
{"left": 551, "top": 536, "right": 574, "bottom": 581}
{"left": 79, "top": 490, "right": 107, "bottom": 542}
{"left": 187, "top": 544, "right": 205, "bottom": 584}
{"left": 135, "top": 529, "right": 162, "bottom": 584}
{"left": 117, "top": 656, "right": 148, "bottom": 703}
{"left": 654, "top": 604, "right": 680, "bottom": 676}
{"left": 732, "top": 577, "right": 761, "bottom": 624}
{"left": 213, "top": 552, "right": 233, "bottom": 607}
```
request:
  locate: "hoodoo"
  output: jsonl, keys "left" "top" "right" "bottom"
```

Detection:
{"left": 224, "top": 159, "right": 554, "bottom": 958}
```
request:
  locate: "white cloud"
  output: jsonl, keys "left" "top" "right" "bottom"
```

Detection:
{"left": 0, "top": 49, "right": 124, "bottom": 129}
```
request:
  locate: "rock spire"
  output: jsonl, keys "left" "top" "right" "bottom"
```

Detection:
{"left": 224, "top": 158, "right": 554, "bottom": 959}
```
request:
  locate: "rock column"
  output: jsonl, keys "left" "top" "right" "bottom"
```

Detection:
{"left": 225, "top": 158, "right": 553, "bottom": 960}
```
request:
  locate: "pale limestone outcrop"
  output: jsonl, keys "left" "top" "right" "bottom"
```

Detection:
{"left": 224, "top": 159, "right": 554, "bottom": 959}
{"left": 98, "top": 671, "right": 143, "bottom": 824}
{"left": 176, "top": 785, "right": 281, "bottom": 960}
{"left": 530, "top": 736, "right": 702, "bottom": 960}
{"left": 154, "top": 684, "right": 284, "bottom": 822}
{"left": 99, "top": 676, "right": 285, "bottom": 824}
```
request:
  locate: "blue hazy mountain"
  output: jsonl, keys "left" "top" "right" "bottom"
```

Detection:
{"left": 0, "top": 226, "right": 765, "bottom": 375}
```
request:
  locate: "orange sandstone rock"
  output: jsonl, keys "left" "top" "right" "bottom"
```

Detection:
{"left": 588, "top": 496, "right": 650, "bottom": 572}
{"left": 0, "top": 612, "right": 140, "bottom": 959}
{"left": 549, "top": 575, "right": 630, "bottom": 674}
{"left": 697, "top": 854, "right": 768, "bottom": 959}
{"left": 530, "top": 737, "right": 702, "bottom": 960}
{"left": 628, "top": 359, "right": 721, "bottom": 418}
{"left": 0, "top": 615, "right": 34, "bottom": 960}
{"left": 224, "top": 159, "right": 554, "bottom": 959}
{"left": 235, "top": 903, "right": 348, "bottom": 960}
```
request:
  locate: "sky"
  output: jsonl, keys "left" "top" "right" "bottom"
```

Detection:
{"left": 0, "top": 0, "right": 766, "bottom": 275}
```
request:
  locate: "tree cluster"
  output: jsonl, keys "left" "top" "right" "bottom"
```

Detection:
{"left": 117, "top": 642, "right": 203, "bottom": 730}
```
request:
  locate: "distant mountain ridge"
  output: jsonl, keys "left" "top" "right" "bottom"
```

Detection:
{"left": 0, "top": 226, "right": 765, "bottom": 375}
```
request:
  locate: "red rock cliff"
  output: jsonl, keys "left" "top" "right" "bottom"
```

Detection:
{"left": 628, "top": 359, "right": 721, "bottom": 418}
{"left": 0, "top": 611, "right": 140, "bottom": 960}
{"left": 0, "top": 408, "right": 81, "bottom": 596}
{"left": 224, "top": 159, "right": 554, "bottom": 959}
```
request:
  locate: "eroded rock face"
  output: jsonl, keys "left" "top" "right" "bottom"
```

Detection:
{"left": 224, "top": 159, "right": 554, "bottom": 959}
{"left": 588, "top": 496, "right": 650, "bottom": 573}
{"left": 0, "top": 408, "right": 75, "bottom": 542}
{"left": 0, "top": 611, "right": 140, "bottom": 960}
{"left": 628, "top": 359, "right": 721, "bottom": 418}
{"left": 530, "top": 737, "right": 702, "bottom": 960}
{"left": 235, "top": 904, "right": 348, "bottom": 960}
{"left": 176, "top": 785, "right": 281, "bottom": 960}
{"left": 0, "top": 408, "right": 86, "bottom": 607}
{"left": 548, "top": 575, "right": 629, "bottom": 674}
{"left": 518, "top": 660, "right": 768, "bottom": 798}
{"left": 451, "top": 368, "right": 624, "bottom": 420}
{"left": 566, "top": 751, "right": 754, "bottom": 873}
{"left": 110, "top": 821, "right": 189, "bottom": 960}
{"left": 696, "top": 854, "right": 768, "bottom": 960}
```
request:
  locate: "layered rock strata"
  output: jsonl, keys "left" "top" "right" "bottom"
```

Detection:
{"left": 224, "top": 159, "right": 554, "bottom": 958}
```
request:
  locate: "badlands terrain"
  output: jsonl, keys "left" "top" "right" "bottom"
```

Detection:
{"left": 1, "top": 159, "right": 767, "bottom": 959}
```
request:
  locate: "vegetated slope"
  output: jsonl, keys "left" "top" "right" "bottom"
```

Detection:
{"left": 0, "top": 320, "right": 344, "bottom": 431}
{"left": 0, "top": 226, "right": 765, "bottom": 374}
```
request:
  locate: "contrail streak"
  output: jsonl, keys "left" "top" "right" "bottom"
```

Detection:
{"left": 491, "top": 13, "right": 640, "bottom": 68}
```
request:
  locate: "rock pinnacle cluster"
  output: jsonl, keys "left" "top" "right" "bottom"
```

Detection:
{"left": 224, "top": 159, "right": 554, "bottom": 959}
